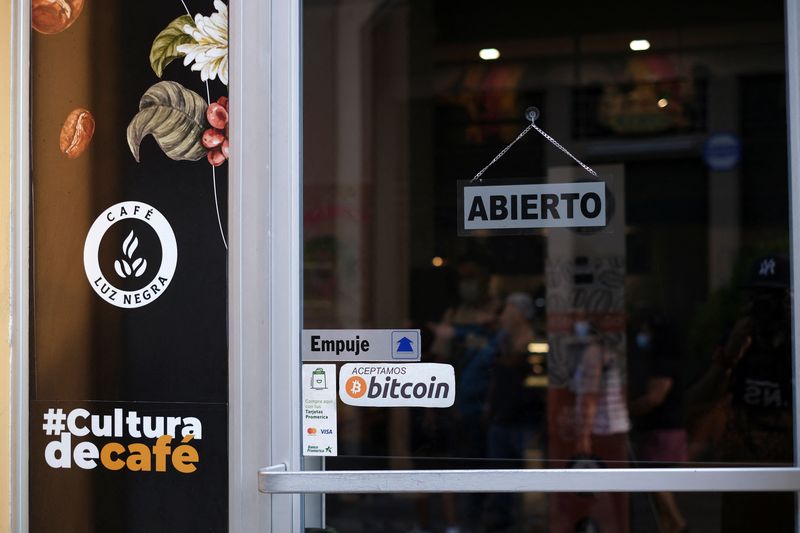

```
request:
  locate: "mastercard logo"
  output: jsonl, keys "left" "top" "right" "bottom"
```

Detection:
{"left": 307, "top": 427, "right": 317, "bottom": 435}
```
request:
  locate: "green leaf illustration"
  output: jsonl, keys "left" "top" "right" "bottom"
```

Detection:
{"left": 149, "top": 15, "right": 196, "bottom": 78}
{"left": 127, "top": 81, "right": 207, "bottom": 162}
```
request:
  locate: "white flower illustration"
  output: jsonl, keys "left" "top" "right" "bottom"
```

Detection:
{"left": 177, "top": 0, "right": 228, "bottom": 85}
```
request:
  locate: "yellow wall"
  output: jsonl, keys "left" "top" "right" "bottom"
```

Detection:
{"left": 0, "top": 0, "right": 10, "bottom": 531}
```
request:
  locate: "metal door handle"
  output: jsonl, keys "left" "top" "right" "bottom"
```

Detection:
{"left": 258, "top": 467, "right": 800, "bottom": 494}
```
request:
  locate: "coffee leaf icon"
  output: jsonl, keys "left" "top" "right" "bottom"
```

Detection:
{"left": 123, "top": 231, "right": 138, "bottom": 259}
{"left": 114, "top": 260, "right": 125, "bottom": 278}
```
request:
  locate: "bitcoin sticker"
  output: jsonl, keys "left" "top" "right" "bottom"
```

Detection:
{"left": 344, "top": 376, "right": 367, "bottom": 399}
{"left": 339, "top": 363, "right": 455, "bottom": 407}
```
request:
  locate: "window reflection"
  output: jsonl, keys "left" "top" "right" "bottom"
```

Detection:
{"left": 304, "top": 0, "right": 793, "bottom": 530}
{"left": 319, "top": 492, "right": 795, "bottom": 533}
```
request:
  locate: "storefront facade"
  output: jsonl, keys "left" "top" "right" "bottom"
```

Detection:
{"left": 3, "top": 0, "right": 800, "bottom": 531}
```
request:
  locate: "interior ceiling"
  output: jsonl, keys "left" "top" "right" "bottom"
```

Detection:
{"left": 432, "top": 0, "right": 784, "bottom": 44}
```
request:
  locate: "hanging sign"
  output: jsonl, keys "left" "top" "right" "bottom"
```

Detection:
{"left": 302, "top": 365, "right": 338, "bottom": 456}
{"left": 458, "top": 180, "right": 606, "bottom": 235}
{"left": 461, "top": 108, "right": 605, "bottom": 236}
{"left": 302, "top": 329, "right": 421, "bottom": 361}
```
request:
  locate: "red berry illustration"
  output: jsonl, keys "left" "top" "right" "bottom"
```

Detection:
{"left": 206, "top": 103, "right": 228, "bottom": 129}
{"left": 207, "top": 148, "right": 226, "bottom": 167}
{"left": 204, "top": 99, "right": 230, "bottom": 166}
{"left": 202, "top": 128, "right": 225, "bottom": 149}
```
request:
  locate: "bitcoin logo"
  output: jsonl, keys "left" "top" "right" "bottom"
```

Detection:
{"left": 344, "top": 376, "right": 367, "bottom": 399}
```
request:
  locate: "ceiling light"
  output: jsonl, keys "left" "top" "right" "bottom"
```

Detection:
{"left": 432, "top": 256, "right": 444, "bottom": 267}
{"left": 479, "top": 48, "right": 500, "bottom": 60}
{"left": 657, "top": 98, "right": 668, "bottom": 108}
{"left": 528, "top": 342, "right": 549, "bottom": 353}
{"left": 629, "top": 39, "right": 650, "bottom": 51}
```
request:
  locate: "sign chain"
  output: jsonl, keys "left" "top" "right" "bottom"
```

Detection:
{"left": 530, "top": 122, "right": 598, "bottom": 178}
{"left": 471, "top": 123, "right": 534, "bottom": 182}
{"left": 471, "top": 107, "right": 598, "bottom": 182}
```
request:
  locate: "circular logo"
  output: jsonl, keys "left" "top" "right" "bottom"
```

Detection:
{"left": 344, "top": 376, "right": 367, "bottom": 398}
{"left": 84, "top": 201, "right": 177, "bottom": 308}
{"left": 704, "top": 132, "right": 741, "bottom": 171}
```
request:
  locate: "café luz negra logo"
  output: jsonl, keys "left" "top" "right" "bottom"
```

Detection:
{"left": 84, "top": 201, "right": 177, "bottom": 308}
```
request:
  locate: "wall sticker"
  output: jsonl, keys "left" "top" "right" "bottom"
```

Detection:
{"left": 302, "top": 329, "right": 422, "bottom": 362}
{"left": 30, "top": 1, "right": 229, "bottom": 531}
{"left": 339, "top": 363, "right": 456, "bottom": 408}
{"left": 302, "top": 365, "right": 338, "bottom": 456}
{"left": 83, "top": 201, "right": 178, "bottom": 308}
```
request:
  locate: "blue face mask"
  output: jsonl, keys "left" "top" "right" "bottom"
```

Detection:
{"left": 574, "top": 320, "right": 591, "bottom": 338}
{"left": 636, "top": 332, "right": 651, "bottom": 349}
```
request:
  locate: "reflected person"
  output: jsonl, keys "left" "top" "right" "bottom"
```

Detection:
{"left": 629, "top": 311, "right": 687, "bottom": 533}
{"left": 571, "top": 317, "right": 630, "bottom": 458}
{"left": 483, "top": 292, "right": 543, "bottom": 531}
{"left": 414, "top": 255, "right": 498, "bottom": 533}
{"left": 688, "top": 255, "right": 793, "bottom": 532}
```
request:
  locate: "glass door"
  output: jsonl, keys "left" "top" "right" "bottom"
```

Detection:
{"left": 259, "top": 0, "right": 800, "bottom": 532}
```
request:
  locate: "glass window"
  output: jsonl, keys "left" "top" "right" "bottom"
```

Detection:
{"left": 303, "top": 0, "right": 793, "bottom": 529}
{"left": 321, "top": 491, "right": 795, "bottom": 532}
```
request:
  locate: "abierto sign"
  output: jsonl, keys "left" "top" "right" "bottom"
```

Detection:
{"left": 458, "top": 180, "right": 606, "bottom": 235}
{"left": 339, "top": 363, "right": 455, "bottom": 407}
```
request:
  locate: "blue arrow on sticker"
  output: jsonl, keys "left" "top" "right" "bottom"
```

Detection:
{"left": 396, "top": 337, "right": 415, "bottom": 353}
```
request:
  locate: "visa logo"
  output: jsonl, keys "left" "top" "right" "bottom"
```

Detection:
{"left": 321, "top": 429, "right": 333, "bottom": 435}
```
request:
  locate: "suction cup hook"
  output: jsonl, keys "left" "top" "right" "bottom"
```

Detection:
{"left": 525, "top": 106, "right": 540, "bottom": 123}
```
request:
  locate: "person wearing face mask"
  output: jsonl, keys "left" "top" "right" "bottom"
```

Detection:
{"left": 431, "top": 257, "right": 498, "bottom": 343}
{"left": 573, "top": 319, "right": 592, "bottom": 339}
{"left": 571, "top": 317, "right": 630, "bottom": 458}
{"left": 547, "top": 312, "right": 630, "bottom": 533}
{"left": 428, "top": 256, "right": 499, "bottom": 415}
{"left": 628, "top": 312, "right": 687, "bottom": 533}
{"left": 561, "top": 315, "right": 631, "bottom": 533}
{"left": 412, "top": 255, "right": 498, "bottom": 533}
{"left": 482, "top": 292, "right": 542, "bottom": 531}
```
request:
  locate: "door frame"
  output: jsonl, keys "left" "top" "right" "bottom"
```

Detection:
{"left": 10, "top": 0, "right": 29, "bottom": 530}
{"left": 257, "top": 0, "right": 800, "bottom": 530}
{"left": 229, "top": 0, "right": 303, "bottom": 531}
